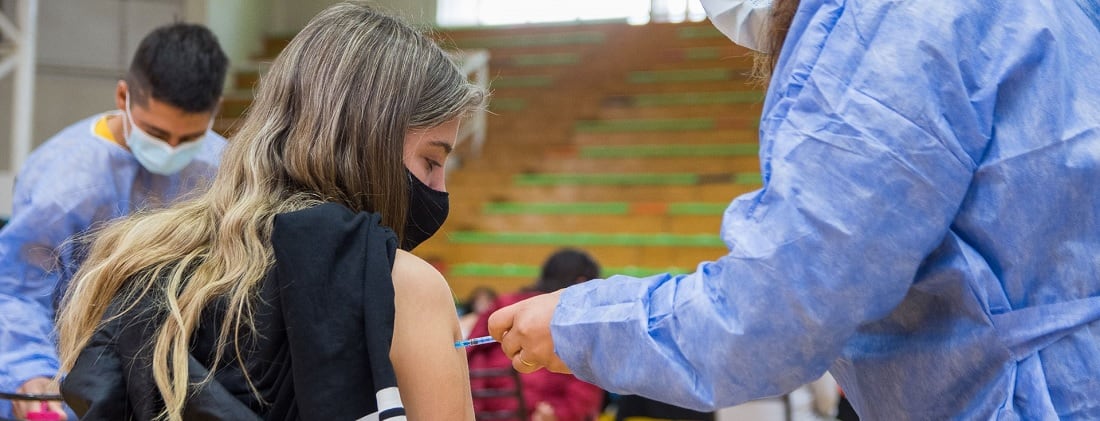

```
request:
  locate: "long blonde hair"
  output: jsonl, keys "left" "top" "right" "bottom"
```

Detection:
{"left": 57, "top": 3, "right": 485, "bottom": 420}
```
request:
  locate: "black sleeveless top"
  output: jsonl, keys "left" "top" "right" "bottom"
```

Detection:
{"left": 62, "top": 203, "right": 407, "bottom": 420}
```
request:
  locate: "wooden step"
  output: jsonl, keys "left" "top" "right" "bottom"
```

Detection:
{"left": 445, "top": 261, "right": 698, "bottom": 297}
{"left": 572, "top": 129, "right": 760, "bottom": 145}
{"left": 459, "top": 213, "right": 721, "bottom": 234}
{"left": 419, "top": 240, "right": 726, "bottom": 272}
{"left": 439, "top": 22, "right": 625, "bottom": 41}
{"left": 658, "top": 46, "right": 755, "bottom": 62}
{"left": 604, "top": 79, "right": 760, "bottom": 94}
{"left": 464, "top": 155, "right": 760, "bottom": 174}
{"left": 603, "top": 91, "right": 765, "bottom": 107}
{"left": 596, "top": 104, "right": 763, "bottom": 120}
{"left": 643, "top": 58, "right": 755, "bottom": 71}
{"left": 448, "top": 30, "right": 608, "bottom": 49}
{"left": 573, "top": 116, "right": 760, "bottom": 133}
{"left": 449, "top": 183, "right": 759, "bottom": 202}
{"left": 541, "top": 156, "right": 760, "bottom": 173}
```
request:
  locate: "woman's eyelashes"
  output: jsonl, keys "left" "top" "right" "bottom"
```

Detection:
{"left": 426, "top": 157, "right": 442, "bottom": 173}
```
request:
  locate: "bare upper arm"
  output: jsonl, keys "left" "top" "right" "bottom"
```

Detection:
{"left": 389, "top": 249, "right": 473, "bottom": 420}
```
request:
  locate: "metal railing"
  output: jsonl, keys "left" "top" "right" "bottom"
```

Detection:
{"left": 0, "top": 0, "right": 38, "bottom": 175}
{"left": 450, "top": 49, "right": 490, "bottom": 166}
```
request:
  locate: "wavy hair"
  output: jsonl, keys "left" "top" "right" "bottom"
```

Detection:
{"left": 752, "top": 0, "right": 803, "bottom": 84}
{"left": 57, "top": 3, "right": 485, "bottom": 420}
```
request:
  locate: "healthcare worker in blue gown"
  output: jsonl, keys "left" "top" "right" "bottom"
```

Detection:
{"left": 488, "top": 0, "right": 1100, "bottom": 419}
{"left": 0, "top": 23, "right": 228, "bottom": 419}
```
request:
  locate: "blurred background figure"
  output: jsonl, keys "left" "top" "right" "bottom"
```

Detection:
{"left": 461, "top": 286, "right": 500, "bottom": 338}
{"left": 468, "top": 248, "right": 604, "bottom": 421}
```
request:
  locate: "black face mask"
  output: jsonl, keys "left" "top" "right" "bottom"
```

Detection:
{"left": 402, "top": 169, "right": 449, "bottom": 250}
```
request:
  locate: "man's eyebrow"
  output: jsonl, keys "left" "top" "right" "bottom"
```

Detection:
{"left": 430, "top": 140, "right": 454, "bottom": 154}
{"left": 140, "top": 123, "right": 171, "bottom": 138}
{"left": 139, "top": 123, "right": 205, "bottom": 141}
{"left": 179, "top": 129, "right": 209, "bottom": 140}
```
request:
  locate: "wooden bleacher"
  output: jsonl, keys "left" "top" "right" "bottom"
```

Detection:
{"left": 216, "top": 20, "right": 765, "bottom": 298}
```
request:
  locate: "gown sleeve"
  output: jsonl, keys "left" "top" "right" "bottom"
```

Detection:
{"left": 0, "top": 161, "right": 113, "bottom": 395}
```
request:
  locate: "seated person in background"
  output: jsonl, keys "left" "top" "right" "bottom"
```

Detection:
{"left": 468, "top": 249, "right": 605, "bottom": 421}
{"left": 54, "top": 2, "right": 485, "bottom": 420}
{"left": 0, "top": 22, "right": 228, "bottom": 420}
{"left": 459, "top": 286, "right": 499, "bottom": 338}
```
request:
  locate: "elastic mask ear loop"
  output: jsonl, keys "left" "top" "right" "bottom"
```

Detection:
{"left": 123, "top": 91, "right": 133, "bottom": 141}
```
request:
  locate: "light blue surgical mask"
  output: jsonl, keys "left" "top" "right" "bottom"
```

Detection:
{"left": 124, "top": 92, "right": 210, "bottom": 175}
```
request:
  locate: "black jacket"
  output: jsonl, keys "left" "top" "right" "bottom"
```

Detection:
{"left": 62, "top": 203, "right": 405, "bottom": 420}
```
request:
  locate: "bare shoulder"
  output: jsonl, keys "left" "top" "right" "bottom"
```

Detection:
{"left": 391, "top": 250, "right": 456, "bottom": 311}
{"left": 388, "top": 250, "right": 473, "bottom": 419}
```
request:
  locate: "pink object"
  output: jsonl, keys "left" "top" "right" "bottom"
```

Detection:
{"left": 25, "top": 401, "right": 62, "bottom": 421}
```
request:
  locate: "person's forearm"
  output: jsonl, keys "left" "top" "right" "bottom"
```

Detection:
{"left": 0, "top": 295, "right": 61, "bottom": 391}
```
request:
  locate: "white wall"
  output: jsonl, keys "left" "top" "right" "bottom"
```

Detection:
{"left": 199, "top": 0, "right": 268, "bottom": 74}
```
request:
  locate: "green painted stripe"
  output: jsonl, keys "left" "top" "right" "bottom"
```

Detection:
{"left": 631, "top": 91, "right": 764, "bottom": 107}
{"left": 575, "top": 118, "right": 714, "bottom": 133}
{"left": 667, "top": 203, "right": 728, "bottom": 215}
{"left": 484, "top": 201, "right": 728, "bottom": 216}
{"left": 580, "top": 144, "right": 758, "bottom": 158}
{"left": 734, "top": 173, "right": 763, "bottom": 184}
{"left": 490, "top": 98, "right": 527, "bottom": 111}
{"left": 629, "top": 68, "right": 733, "bottom": 84}
{"left": 513, "top": 172, "right": 761, "bottom": 186}
{"left": 678, "top": 26, "right": 724, "bottom": 39}
{"left": 448, "top": 231, "right": 724, "bottom": 247}
{"left": 607, "top": 265, "right": 693, "bottom": 277}
{"left": 452, "top": 263, "right": 539, "bottom": 278}
{"left": 451, "top": 263, "right": 692, "bottom": 278}
{"left": 454, "top": 31, "right": 606, "bottom": 48}
{"left": 484, "top": 202, "right": 631, "bottom": 215}
{"left": 684, "top": 47, "right": 721, "bottom": 60}
{"left": 493, "top": 75, "right": 553, "bottom": 88}
{"left": 515, "top": 173, "right": 698, "bottom": 186}
{"left": 511, "top": 53, "right": 581, "bottom": 66}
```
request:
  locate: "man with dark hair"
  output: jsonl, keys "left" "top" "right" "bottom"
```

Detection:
{"left": 0, "top": 23, "right": 228, "bottom": 419}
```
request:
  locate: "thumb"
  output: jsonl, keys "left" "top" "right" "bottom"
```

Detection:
{"left": 487, "top": 303, "right": 517, "bottom": 341}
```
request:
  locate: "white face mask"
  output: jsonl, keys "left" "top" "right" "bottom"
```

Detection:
{"left": 700, "top": 0, "right": 773, "bottom": 52}
{"left": 124, "top": 92, "right": 210, "bottom": 175}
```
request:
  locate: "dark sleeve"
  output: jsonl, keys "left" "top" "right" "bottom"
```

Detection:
{"left": 61, "top": 319, "right": 129, "bottom": 420}
{"left": 62, "top": 285, "right": 262, "bottom": 421}
{"left": 271, "top": 202, "right": 401, "bottom": 420}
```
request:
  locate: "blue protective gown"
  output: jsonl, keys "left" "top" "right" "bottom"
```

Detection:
{"left": 551, "top": 0, "right": 1100, "bottom": 419}
{"left": 0, "top": 114, "right": 225, "bottom": 415}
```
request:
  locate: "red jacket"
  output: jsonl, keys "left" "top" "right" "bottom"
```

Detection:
{"left": 467, "top": 291, "right": 604, "bottom": 421}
